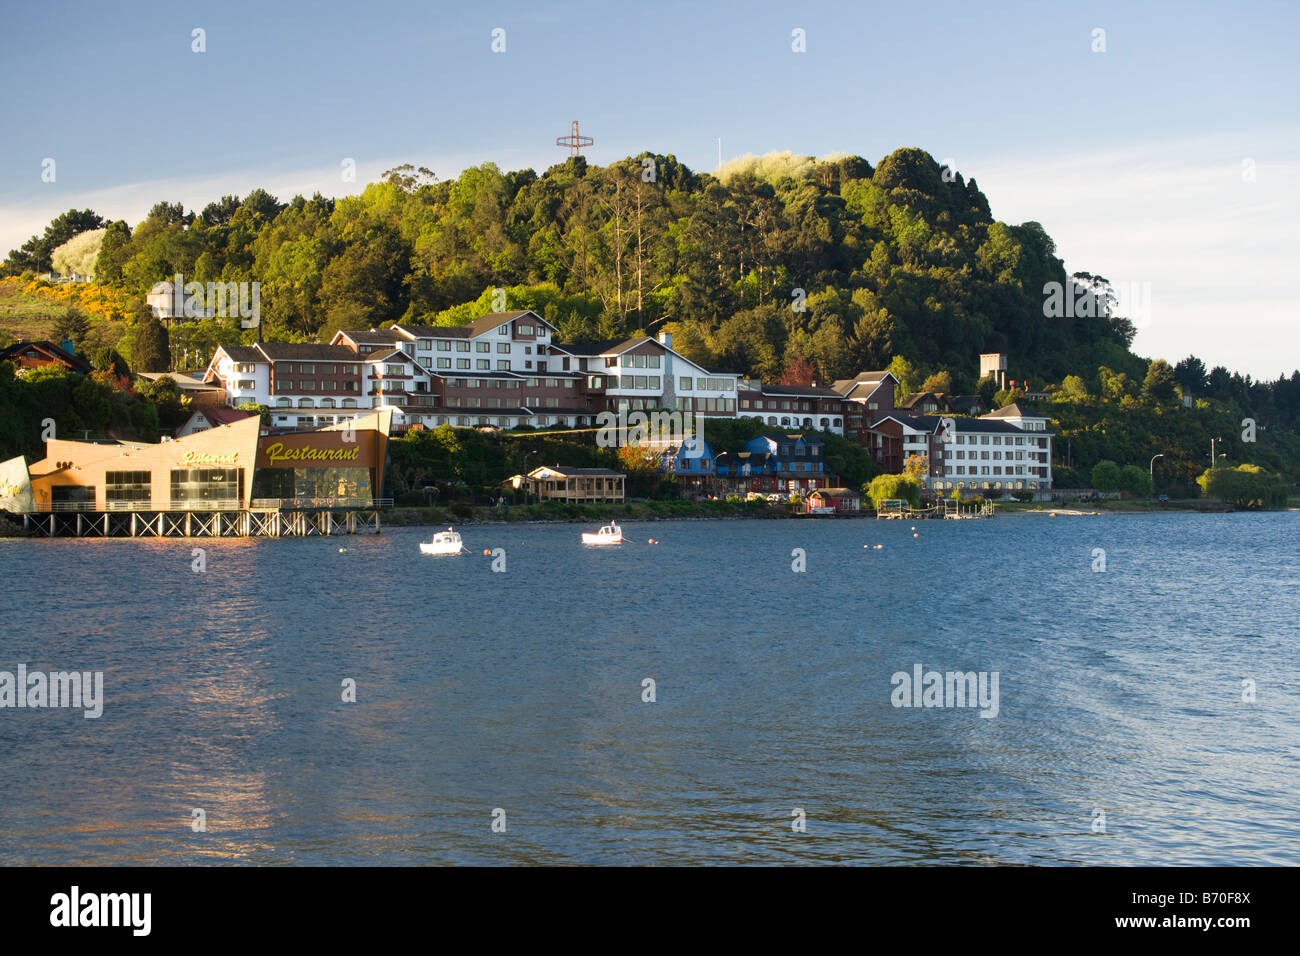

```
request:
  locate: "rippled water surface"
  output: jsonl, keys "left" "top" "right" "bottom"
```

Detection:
{"left": 0, "top": 512, "right": 1296, "bottom": 865}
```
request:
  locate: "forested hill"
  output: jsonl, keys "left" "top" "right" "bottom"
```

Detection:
{"left": 1, "top": 148, "right": 1289, "bottom": 412}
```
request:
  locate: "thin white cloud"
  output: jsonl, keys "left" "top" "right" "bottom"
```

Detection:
{"left": 967, "top": 127, "right": 1300, "bottom": 378}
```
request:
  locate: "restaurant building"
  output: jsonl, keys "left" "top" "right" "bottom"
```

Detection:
{"left": 2, "top": 409, "right": 393, "bottom": 517}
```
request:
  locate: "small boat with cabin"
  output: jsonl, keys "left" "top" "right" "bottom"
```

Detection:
{"left": 420, "top": 528, "right": 467, "bottom": 555}
{"left": 581, "top": 522, "right": 624, "bottom": 545}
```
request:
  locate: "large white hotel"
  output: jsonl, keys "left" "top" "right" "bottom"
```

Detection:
{"left": 203, "top": 311, "right": 1053, "bottom": 493}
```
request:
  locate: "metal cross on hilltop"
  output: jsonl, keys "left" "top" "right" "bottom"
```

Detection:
{"left": 556, "top": 120, "right": 594, "bottom": 157}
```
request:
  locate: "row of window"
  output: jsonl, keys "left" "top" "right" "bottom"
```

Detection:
{"left": 274, "top": 398, "right": 360, "bottom": 408}
{"left": 945, "top": 466, "right": 1028, "bottom": 476}
{"left": 681, "top": 377, "right": 734, "bottom": 392}
{"left": 740, "top": 398, "right": 828, "bottom": 411}
{"left": 614, "top": 354, "right": 662, "bottom": 369}
{"left": 951, "top": 450, "right": 1027, "bottom": 460}
{"left": 275, "top": 380, "right": 361, "bottom": 393}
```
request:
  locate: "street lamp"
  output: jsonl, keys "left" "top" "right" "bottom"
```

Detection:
{"left": 1149, "top": 453, "right": 1164, "bottom": 500}
{"left": 1211, "top": 437, "right": 1223, "bottom": 468}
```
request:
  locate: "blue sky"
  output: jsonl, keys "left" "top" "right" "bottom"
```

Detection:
{"left": 1, "top": 0, "right": 1296, "bottom": 377}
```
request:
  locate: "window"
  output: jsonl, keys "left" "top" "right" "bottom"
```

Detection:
{"left": 237, "top": 380, "right": 255, "bottom": 390}
{"left": 497, "top": 361, "right": 510, "bottom": 370}
{"left": 343, "top": 364, "right": 358, "bottom": 374}
{"left": 680, "top": 377, "right": 692, "bottom": 391}
{"left": 300, "top": 364, "right": 314, "bottom": 374}
{"left": 476, "top": 359, "right": 490, "bottom": 370}
{"left": 437, "top": 341, "right": 451, "bottom": 351}
{"left": 648, "top": 355, "right": 661, "bottom": 368}
{"left": 437, "top": 358, "right": 451, "bottom": 369}
{"left": 279, "top": 380, "right": 293, "bottom": 391}
{"left": 106, "top": 471, "right": 150, "bottom": 506}
{"left": 497, "top": 343, "right": 510, "bottom": 353}
{"left": 276, "top": 398, "right": 290, "bottom": 408}
{"left": 499, "top": 325, "right": 509, "bottom": 335}
{"left": 170, "top": 468, "right": 242, "bottom": 506}
{"left": 457, "top": 359, "right": 470, "bottom": 369}
{"left": 300, "top": 380, "right": 315, "bottom": 391}
{"left": 342, "top": 399, "right": 357, "bottom": 408}
{"left": 634, "top": 376, "right": 648, "bottom": 389}
{"left": 236, "top": 363, "right": 256, "bottom": 373}
{"left": 476, "top": 342, "right": 490, "bottom": 353}
{"left": 456, "top": 341, "right": 470, "bottom": 352}
{"left": 320, "top": 365, "right": 336, "bottom": 375}
{"left": 320, "top": 398, "right": 335, "bottom": 408}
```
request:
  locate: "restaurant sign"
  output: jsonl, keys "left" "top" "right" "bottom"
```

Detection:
{"left": 182, "top": 451, "right": 238, "bottom": 466}
{"left": 262, "top": 442, "right": 361, "bottom": 465}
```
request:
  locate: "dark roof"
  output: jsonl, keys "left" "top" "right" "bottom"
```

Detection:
{"left": 748, "top": 383, "right": 844, "bottom": 398}
{"left": 982, "top": 402, "right": 1049, "bottom": 419}
{"left": 549, "top": 337, "right": 647, "bottom": 356}
{"left": 831, "top": 370, "right": 893, "bottom": 395}
{"left": 362, "top": 347, "right": 417, "bottom": 363}
{"left": 216, "top": 345, "right": 263, "bottom": 363}
{"left": 754, "top": 432, "right": 824, "bottom": 446}
{"left": 812, "top": 487, "right": 859, "bottom": 497}
{"left": 256, "top": 343, "right": 358, "bottom": 362}
{"left": 394, "top": 323, "right": 471, "bottom": 339}
{"left": 335, "top": 329, "right": 405, "bottom": 345}
{"left": 703, "top": 366, "right": 741, "bottom": 376}
{"left": 881, "top": 414, "right": 1038, "bottom": 435}
{"left": 0, "top": 340, "right": 93, "bottom": 372}
{"left": 194, "top": 407, "right": 255, "bottom": 426}
{"left": 396, "top": 310, "right": 554, "bottom": 342}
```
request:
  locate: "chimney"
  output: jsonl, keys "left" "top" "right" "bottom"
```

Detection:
{"left": 658, "top": 331, "right": 672, "bottom": 350}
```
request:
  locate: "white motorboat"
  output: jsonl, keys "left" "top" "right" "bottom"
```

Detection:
{"left": 581, "top": 522, "right": 624, "bottom": 545}
{"left": 420, "top": 528, "right": 466, "bottom": 555}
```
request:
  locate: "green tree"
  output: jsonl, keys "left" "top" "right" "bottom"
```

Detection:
{"left": 1118, "top": 464, "right": 1154, "bottom": 497}
{"left": 865, "top": 473, "right": 921, "bottom": 509}
{"left": 51, "top": 309, "right": 91, "bottom": 349}
{"left": 92, "top": 347, "right": 129, "bottom": 378}
{"left": 128, "top": 318, "right": 170, "bottom": 372}
{"left": 920, "top": 370, "right": 953, "bottom": 393}
{"left": 1056, "top": 374, "right": 1089, "bottom": 402}
{"left": 1197, "top": 464, "right": 1289, "bottom": 508}
{"left": 1143, "top": 359, "right": 1177, "bottom": 402}
{"left": 1091, "top": 459, "right": 1120, "bottom": 492}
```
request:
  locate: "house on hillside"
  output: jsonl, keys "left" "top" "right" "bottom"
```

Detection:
{"left": 0, "top": 340, "right": 92, "bottom": 374}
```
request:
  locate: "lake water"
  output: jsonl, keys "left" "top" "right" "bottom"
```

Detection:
{"left": 0, "top": 512, "right": 1296, "bottom": 865}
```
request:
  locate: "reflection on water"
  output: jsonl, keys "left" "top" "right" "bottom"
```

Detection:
{"left": 0, "top": 512, "right": 1297, "bottom": 865}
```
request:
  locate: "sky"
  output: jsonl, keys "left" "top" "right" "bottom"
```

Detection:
{"left": 1, "top": 0, "right": 1296, "bottom": 379}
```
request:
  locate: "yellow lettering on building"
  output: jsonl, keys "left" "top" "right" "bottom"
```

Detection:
{"left": 263, "top": 442, "right": 360, "bottom": 465}
{"left": 182, "top": 451, "right": 239, "bottom": 466}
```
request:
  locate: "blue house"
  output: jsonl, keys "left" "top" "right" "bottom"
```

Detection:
{"left": 715, "top": 434, "right": 832, "bottom": 495}
{"left": 658, "top": 438, "right": 716, "bottom": 493}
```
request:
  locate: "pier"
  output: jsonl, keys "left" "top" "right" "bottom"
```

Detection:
{"left": 20, "top": 500, "right": 391, "bottom": 538}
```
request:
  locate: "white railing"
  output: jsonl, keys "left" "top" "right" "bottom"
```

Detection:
{"left": 251, "top": 497, "right": 392, "bottom": 510}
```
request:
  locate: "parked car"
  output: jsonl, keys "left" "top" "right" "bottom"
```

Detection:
{"left": 1157, "top": 494, "right": 1170, "bottom": 503}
